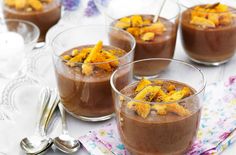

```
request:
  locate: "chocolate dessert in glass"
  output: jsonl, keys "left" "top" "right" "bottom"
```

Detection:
{"left": 95, "top": 0, "right": 180, "bottom": 61}
{"left": 180, "top": 0, "right": 236, "bottom": 65}
{"left": 4, "top": 0, "right": 61, "bottom": 42}
{"left": 111, "top": 58, "right": 206, "bottom": 155}
{"left": 52, "top": 25, "right": 135, "bottom": 121}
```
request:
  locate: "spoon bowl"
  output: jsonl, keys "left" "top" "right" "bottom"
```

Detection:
{"left": 20, "top": 136, "right": 53, "bottom": 154}
{"left": 53, "top": 103, "right": 80, "bottom": 153}
{"left": 20, "top": 88, "right": 59, "bottom": 154}
{"left": 54, "top": 135, "right": 80, "bottom": 154}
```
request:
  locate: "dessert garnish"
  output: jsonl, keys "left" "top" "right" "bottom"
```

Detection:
{"left": 4, "top": 0, "right": 53, "bottom": 11}
{"left": 126, "top": 78, "right": 191, "bottom": 118}
{"left": 115, "top": 15, "right": 166, "bottom": 42}
{"left": 61, "top": 41, "right": 124, "bottom": 76}
{"left": 190, "top": 3, "right": 236, "bottom": 28}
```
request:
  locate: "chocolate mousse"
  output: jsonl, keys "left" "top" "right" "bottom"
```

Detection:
{"left": 55, "top": 41, "right": 130, "bottom": 119}
{"left": 4, "top": 0, "right": 61, "bottom": 41}
{"left": 111, "top": 15, "right": 178, "bottom": 61}
{"left": 181, "top": 3, "right": 236, "bottom": 64}
{"left": 117, "top": 78, "right": 201, "bottom": 155}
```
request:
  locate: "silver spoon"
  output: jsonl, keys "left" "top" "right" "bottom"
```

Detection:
{"left": 153, "top": 0, "right": 167, "bottom": 23}
{"left": 53, "top": 103, "right": 80, "bottom": 154}
{"left": 20, "top": 88, "right": 53, "bottom": 154}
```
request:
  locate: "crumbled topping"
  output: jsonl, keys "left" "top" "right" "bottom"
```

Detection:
{"left": 190, "top": 3, "right": 235, "bottom": 28}
{"left": 115, "top": 15, "right": 166, "bottom": 42}
{"left": 4, "top": 0, "right": 53, "bottom": 11}
{"left": 134, "top": 102, "right": 151, "bottom": 118}
{"left": 141, "top": 32, "right": 155, "bottom": 41}
{"left": 126, "top": 79, "right": 192, "bottom": 118}
{"left": 61, "top": 41, "right": 124, "bottom": 76}
{"left": 135, "top": 78, "right": 152, "bottom": 92}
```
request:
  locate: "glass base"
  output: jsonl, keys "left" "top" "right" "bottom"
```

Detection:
{"left": 189, "top": 57, "right": 231, "bottom": 66}
{"left": 64, "top": 106, "right": 114, "bottom": 122}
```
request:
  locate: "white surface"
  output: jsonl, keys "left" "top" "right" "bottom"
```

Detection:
{"left": 1, "top": 3, "right": 236, "bottom": 155}
{"left": 0, "top": 32, "right": 25, "bottom": 75}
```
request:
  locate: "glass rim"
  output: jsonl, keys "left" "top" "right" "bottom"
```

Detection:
{"left": 51, "top": 25, "right": 136, "bottom": 65}
{"left": 1, "top": 19, "right": 40, "bottom": 44}
{"left": 94, "top": 0, "right": 181, "bottom": 22}
{"left": 179, "top": 1, "right": 236, "bottom": 14}
{"left": 110, "top": 58, "right": 206, "bottom": 105}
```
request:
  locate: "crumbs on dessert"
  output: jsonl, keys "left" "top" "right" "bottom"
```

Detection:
{"left": 124, "top": 78, "right": 192, "bottom": 118}
{"left": 61, "top": 41, "right": 125, "bottom": 76}
{"left": 4, "top": 0, "right": 53, "bottom": 11}
{"left": 114, "top": 15, "right": 167, "bottom": 42}
{"left": 190, "top": 3, "right": 236, "bottom": 28}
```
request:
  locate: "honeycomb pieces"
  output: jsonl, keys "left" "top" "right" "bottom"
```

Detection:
{"left": 62, "top": 41, "right": 123, "bottom": 76}
{"left": 115, "top": 15, "right": 167, "bottom": 42}
{"left": 4, "top": 0, "right": 53, "bottom": 11}
{"left": 126, "top": 78, "right": 192, "bottom": 118}
{"left": 190, "top": 3, "right": 235, "bottom": 28}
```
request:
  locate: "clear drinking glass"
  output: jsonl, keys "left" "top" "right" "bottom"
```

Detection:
{"left": 179, "top": 0, "right": 236, "bottom": 66}
{"left": 0, "top": 19, "right": 40, "bottom": 78}
{"left": 110, "top": 58, "right": 206, "bottom": 155}
{"left": 95, "top": 0, "right": 180, "bottom": 61}
{"left": 52, "top": 25, "right": 135, "bottom": 121}
{"left": 3, "top": 0, "right": 61, "bottom": 42}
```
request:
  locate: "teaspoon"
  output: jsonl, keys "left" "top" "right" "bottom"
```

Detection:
{"left": 53, "top": 103, "right": 80, "bottom": 154}
{"left": 20, "top": 88, "right": 54, "bottom": 154}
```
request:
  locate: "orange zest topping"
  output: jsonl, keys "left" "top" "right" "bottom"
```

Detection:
{"left": 166, "top": 103, "right": 190, "bottom": 116}
{"left": 126, "top": 78, "right": 192, "bottom": 118}
{"left": 115, "top": 15, "right": 166, "bottom": 42}
{"left": 62, "top": 41, "right": 125, "bottom": 76}
{"left": 167, "top": 84, "right": 176, "bottom": 92}
{"left": 190, "top": 16, "right": 216, "bottom": 28}
{"left": 190, "top": 3, "right": 235, "bottom": 28}
{"left": 115, "top": 17, "right": 131, "bottom": 29}
{"left": 4, "top": 0, "right": 53, "bottom": 11}
{"left": 152, "top": 104, "right": 167, "bottom": 115}
{"left": 134, "top": 103, "right": 151, "bottom": 118}
{"left": 131, "top": 15, "right": 143, "bottom": 27}
{"left": 127, "top": 27, "right": 140, "bottom": 38}
{"left": 15, "top": 0, "right": 27, "bottom": 10}
{"left": 135, "top": 78, "right": 152, "bottom": 92}
{"left": 28, "top": 0, "right": 43, "bottom": 11}
{"left": 162, "top": 87, "right": 191, "bottom": 102}
{"left": 140, "top": 22, "right": 166, "bottom": 35}
{"left": 4, "top": 0, "right": 16, "bottom": 7}
{"left": 141, "top": 32, "right": 155, "bottom": 41}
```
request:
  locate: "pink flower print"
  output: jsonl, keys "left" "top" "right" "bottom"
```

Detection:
{"left": 225, "top": 76, "right": 236, "bottom": 87}
{"left": 219, "top": 132, "right": 230, "bottom": 140}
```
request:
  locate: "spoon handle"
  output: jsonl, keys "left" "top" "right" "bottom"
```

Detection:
{"left": 35, "top": 88, "right": 51, "bottom": 136}
{"left": 58, "top": 102, "right": 69, "bottom": 135}
{"left": 39, "top": 89, "right": 59, "bottom": 136}
{"left": 153, "top": 0, "right": 166, "bottom": 23}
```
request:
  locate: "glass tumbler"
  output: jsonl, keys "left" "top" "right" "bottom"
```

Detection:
{"left": 110, "top": 58, "right": 206, "bottom": 155}
{"left": 179, "top": 0, "right": 236, "bottom": 66}
{"left": 52, "top": 25, "right": 135, "bottom": 121}
{"left": 95, "top": 0, "right": 180, "bottom": 61}
{"left": 3, "top": 0, "right": 62, "bottom": 42}
{"left": 0, "top": 19, "right": 39, "bottom": 78}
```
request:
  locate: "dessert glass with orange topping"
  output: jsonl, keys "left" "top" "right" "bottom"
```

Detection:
{"left": 180, "top": 0, "right": 236, "bottom": 65}
{"left": 4, "top": 0, "right": 61, "bottom": 42}
{"left": 52, "top": 25, "right": 135, "bottom": 121}
{"left": 95, "top": 0, "right": 180, "bottom": 62}
{"left": 111, "top": 58, "right": 206, "bottom": 155}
